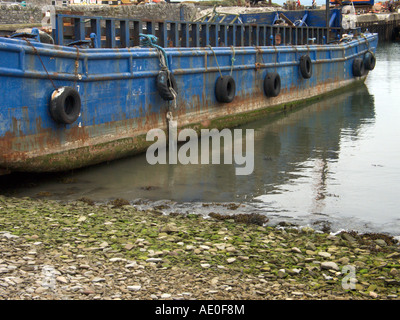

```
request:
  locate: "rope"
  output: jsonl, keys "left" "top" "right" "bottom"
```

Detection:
{"left": 139, "top": 33, "right": 169, "bottom": 70}
{"left": 74, "top": 45, "right": 80, "bottom": 90}
{"left": 359, "top": 33, "right": 375, "bottom": 60}
{"left": 208, "top": 45, "right": 223, "bottom": 78}
{"left": 139, "top": 33, "right": 177, "bottom": 109}
{"left": 360, "top": 33, "right": 371, "bottom": 51}
{"left": 24, "top": 38, "right": 57, "bottom": 90}
{"left": 208, "top": 45, "right": 235, "bottom": 77}
{"left": 170, "top": 86, "right": 177, "bottom": 109}
{"left": 24, "top": 40, "right": 81, "bottom": 91}
{"left": 230, "top": 45, "right": 235, "bottom": 76}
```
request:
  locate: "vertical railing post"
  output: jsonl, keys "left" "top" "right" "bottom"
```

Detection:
{"left": 201, "top": 23, "right": 210, "bottom": 47}
{"left": 237, "top": 24, "right": 244, "bottom": 46}
{"left": 157, "top": 22, "right": 167, "bottom": 47}
{"left": 74, "top": 17, "right": 85, "bottom": 42}
{"left": 132, "top": 20, "right": 142, "bottom": 47}
{"left": 146, "top": 21, "right": 155, "bottom": 35}
{"left": 219, "top": 23, "right": 228, "bottom": 47}
{"left": 326, "top": 0, "right": 330, "bottom": 42}
{"left": 227, "top": 24, "right": 235, "bottom": 46}
{"left": 191, "top": 22, "right": 200, "bottom": 47}
{"left": 260, "top": 26, "right": 266, "bottom": 46}
{"left": 271, "top": 26, "right": 276, "bottom": 45}
{"left": 244, "top": 25, "right": 250, "bottom": 46}
{"left": 54, "top": 15, "right": 64, "bottom": 45}
{"left": 181, "top": 22, "right": 189, "bottom": 47}
{"left": 90, "top": 18, "right": 101, "bottom": 48}
{"left": 120, "top": 19, "right": 130, "bottom": 48}
{"left": 301, "top": 27, "right": 304, "bottom": 45}
{"left": 209, "top": 23, "right": 217, "bottom": 47}
{"left": 254, "top": 25, "right": 260, "bottom": 46}
{"left": 170, "top": 22, "right": 179, "bottom": 47}
{"left": 106, "top": 19, "right": 116, "bottom": 48}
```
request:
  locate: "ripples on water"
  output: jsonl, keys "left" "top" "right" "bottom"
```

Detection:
{"left": 1, "top": 42, "right": 400, "bottom": 235}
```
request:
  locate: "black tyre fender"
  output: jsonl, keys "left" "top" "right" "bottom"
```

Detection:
{"left": 156, "top": 70, "right": 178, "bottom": 101}
{"left": 299, "top": 55, "right": 312, "bottom": 79}
{"left": 364, "top": 51, "right": 376, "bottom": 71}
{"left": 49, "top": 87, "right": 81, "bottom": 124}
{"left": 353, "top": 57, "right": 366, "bottom": 77}
{"left": 263, "top": 72, "right": 281, "bottom": 97}
{"left": 215, "top": 75, "right": 236, "bottom": 103}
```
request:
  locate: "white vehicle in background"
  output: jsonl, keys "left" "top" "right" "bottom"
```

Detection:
{"left": 0, "top": 0, "right": 23, "bottom": 6}
{"left": 341, "top": 4, "right": 357, "bottom": 29}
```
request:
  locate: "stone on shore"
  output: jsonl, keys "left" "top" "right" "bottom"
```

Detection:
{"left": 0, "top": 194, "right": 399, "bottom": 300}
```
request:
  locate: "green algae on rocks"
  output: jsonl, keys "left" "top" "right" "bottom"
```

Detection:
{"left": 0, "top": 195, "right": 400, "bottom": 300}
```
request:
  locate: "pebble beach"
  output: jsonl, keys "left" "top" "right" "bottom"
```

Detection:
{"left": 1, "top": 195, "right": 400, "bottom": 300}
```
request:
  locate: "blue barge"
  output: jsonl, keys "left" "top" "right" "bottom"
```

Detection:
{"left": 0, "top": 10, "right": 378, "bottom": 174}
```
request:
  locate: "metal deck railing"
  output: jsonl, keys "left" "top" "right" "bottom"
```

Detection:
{"left": 53, "top": 14, "right": 342, "bottom": 49}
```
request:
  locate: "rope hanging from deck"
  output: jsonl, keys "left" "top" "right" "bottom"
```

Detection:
{"left": 208, "top": 45, "right": 236, "bottom": 77}
{"left": 139, "top": 33, "right": 177, "bottom": 109}
{"left": 139, "top": 33, "right": 169, "bottom": 70}
{"left": 24, "top": 38, "right": 57, "bottom": 91}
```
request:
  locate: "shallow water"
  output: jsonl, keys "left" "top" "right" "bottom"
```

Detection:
{"left": 1, "top": 42, "right": 400, "bottom": 236}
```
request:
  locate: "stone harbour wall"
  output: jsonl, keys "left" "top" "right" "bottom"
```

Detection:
{"left": 0, "top": 3, "right": 198, "bottom": 25}
{"left": 0, "top": 4, "right": 44, "bottom": 25}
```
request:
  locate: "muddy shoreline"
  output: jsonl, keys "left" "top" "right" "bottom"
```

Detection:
{"left": 1, "top": 195, "right": 400, "bottom": 300}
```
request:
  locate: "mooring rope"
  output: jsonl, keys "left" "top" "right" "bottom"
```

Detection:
{"left": 230, "top": 45, "right": 236, "bottom": 76}
{"left": 73, "top": 45, "right": 80, "bottom": 90}
{"left": 24, "top": 38, "right": 57, "bottom": 90}
{"left": 139, "top": 33, "right": 169, "bottom": 70}
{"left": 208, "top": 45, "right": 223, "bottom": 78}
{"left": 139, "top": 33, "right": 177, "bottom": 109}
{"left": 208, "top": 45, "right": 236, "bottom": 77}
{"left": 360, "top": 33, "right": 371, "bottom": 52}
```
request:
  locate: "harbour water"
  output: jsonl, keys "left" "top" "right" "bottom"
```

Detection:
{"left": 1, "top": 42, "right": 399, "bottom": 236}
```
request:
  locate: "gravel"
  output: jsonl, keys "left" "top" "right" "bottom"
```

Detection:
{"left": 1, "top": 195, "right": 400, "bottom": 300}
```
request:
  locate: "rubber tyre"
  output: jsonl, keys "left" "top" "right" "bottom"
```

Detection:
{"left": 364, "top": 51, "right": 376, "bottom": 71}
{"left": 156, "top": 70, "right": 178, "bottom": 101}
{"left": 215, "top": 76, "right": 236, "bottom": 103}
{"left": 353, "top": 58, "right": 366, "bottom": 77}
{"left": 50, "top": 87, "right": 81, "bottom": 125}
{"left": 300, "top": 55, "right": 312, "bottom": 79}
{"left": 264, "top": 72, "right": 281, "bottom": 97}
{"left": 38, "top": 32, "right": 55, "bottom": 44}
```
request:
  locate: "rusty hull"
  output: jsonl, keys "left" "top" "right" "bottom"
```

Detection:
{"left": 0, "top": 34, "right": 378, "bottom": 173}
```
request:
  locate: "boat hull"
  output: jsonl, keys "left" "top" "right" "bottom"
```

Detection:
{"left": 0, "top": 33, "right": 378, "bottom": 173}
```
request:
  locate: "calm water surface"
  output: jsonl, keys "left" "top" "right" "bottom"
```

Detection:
{"left": 2, "top": 42, "right": 400, "bottom": 235}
